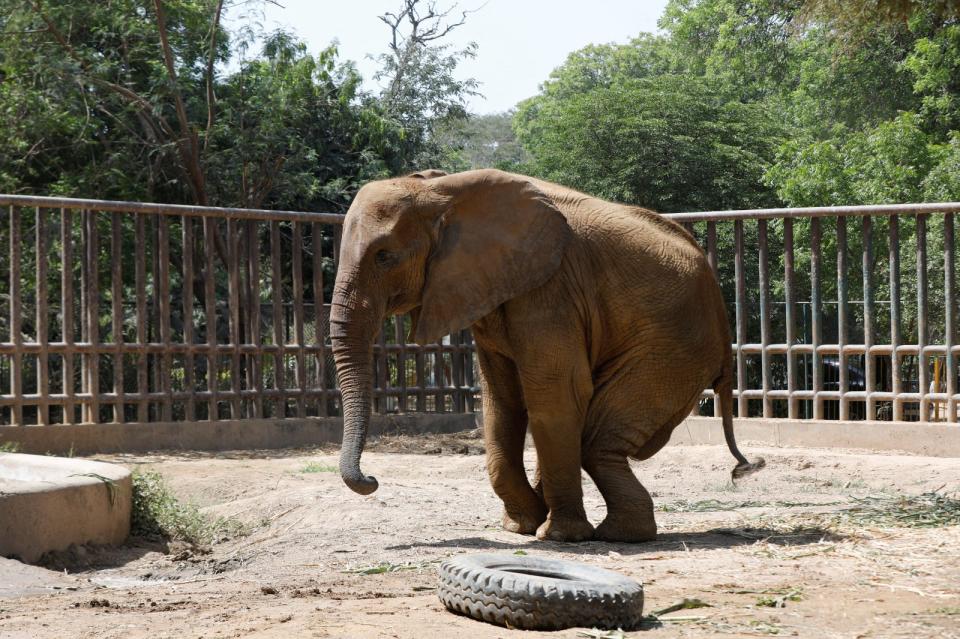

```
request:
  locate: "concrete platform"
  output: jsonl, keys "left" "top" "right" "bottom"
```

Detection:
{"left": 0, "top": 454, "right": 132, "bottom": 563}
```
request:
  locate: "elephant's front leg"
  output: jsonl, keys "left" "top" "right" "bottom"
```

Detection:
{"left": 522, "top": 361, "right": 596, "bottom": 542}
{"left": 478, "top": 350, "right": 547, "bottom": 535}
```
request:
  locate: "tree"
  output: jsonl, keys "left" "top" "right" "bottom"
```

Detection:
{"left": 800, "top": 0, "right": 960, "bottom": 30}
{"left": 659, "top": 0, "right": 803, "bottom": 100}
{"left": 516, "top": 73, "right": 783, "bottom": 212}
{"left": 374, "top": 0, "right": 480, "bottom": 170}
{"left": 432, "top": 112, "right": 530, "bottom": 171}
{"left": 0, "top": 0, "right": 481, "bottom": 209}
{"left": 204, "top": 32, "right": 400, "bottom": 211}
{"left": 0, "top": 0, "right": 229, "bottom": 202}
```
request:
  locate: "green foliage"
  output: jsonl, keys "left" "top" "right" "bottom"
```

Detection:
{"left": 800, "top": 0, "right": 960, "bottom": 31}
{"left": 131, "top": 469, "right": 249, "bottom": 544}
{"left": 0, "top": 0, "right": 476, "bottom": 207}
{"left": 659, "top": 0, "right": 803, "bottom": 100}
{"left": 904, "top": 23, "right": 960, "bottom": 133}
{"left": 923, "top": 132, "right": 960, "bottom": 199}
{"left": 205, "top": 32, "right": 397, "bottom": 210}
{"left": 769, "top": 113, "right": 939, "bottom": 206}
{"left": 434, "top": 111, "right": 530, "bottom": 172}
{"left": 516, "top": 74, "right": 783, "bottom": 211}
{"left": 515, "top": 0, "right": 960, "bottom": 215}
{"left": 834, "top": 491, "right": 960, "bottom": 528}
{"left": 756, "top": 588, "right": 803, "bottom": 608}
{"left": 530, "top": 35, "right": 675, "bottom": 101}
{"left": 300, "top": 462, "right": 337, "bottom": 473}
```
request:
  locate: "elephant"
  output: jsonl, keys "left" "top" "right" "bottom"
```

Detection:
{"left": 330, "top": 168, "right": 764, "bottom": 543}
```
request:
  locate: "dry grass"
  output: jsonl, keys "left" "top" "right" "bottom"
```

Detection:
{"left": 833, "top": 491, "right": 960, "bottom": 529}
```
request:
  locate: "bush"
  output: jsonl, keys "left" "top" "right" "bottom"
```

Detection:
{"left": 131, "top": 469, "right": 248, "bottom": 545}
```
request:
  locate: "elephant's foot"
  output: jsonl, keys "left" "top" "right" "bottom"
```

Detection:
{"left": 594, "top": 513, "right": 657, "bottom": 542}
{"left": 535, "top": 515, "right": 595, "bottom": 542}
{"left": 502, "top": 505, "right": 547, "bottom": 535}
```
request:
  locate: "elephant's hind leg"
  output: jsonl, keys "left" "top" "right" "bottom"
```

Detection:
{"left": 584, "top": 451, "right": 657, "bottom": 542}
{"left": 477, "top": 348, "right": 547, "bottom": 535}
{"left": 521, "top": 355, "right": 596, "bottom": 542}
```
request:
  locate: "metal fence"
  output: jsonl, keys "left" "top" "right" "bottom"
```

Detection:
{"left": 0, "top": 195, "right": 476, "bottom": 426}
{"left": 668, "top": 203, "right": 960, "bottom": 424}
{"left": 0, "top": 194, "right": 956, "bottom": 427}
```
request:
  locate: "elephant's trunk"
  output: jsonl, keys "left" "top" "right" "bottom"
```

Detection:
{"left": 330, "top": 286, "right": 380, "bottom": 495}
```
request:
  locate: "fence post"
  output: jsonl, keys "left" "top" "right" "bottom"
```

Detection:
{"left": 159, "top": 214, "right": 173, "bottom": 422}
{"left": 784, "top": 218, "right": 798, "bottom": 419}
{"left": 915, "top": 215, "right": 929, "bottom": 420}
{"left": 110, "top": 213, "right": 124, "bottom": 423}
{"left": 36, "top": 207, "right": 50, "bottom": 426}
{"left": 228, "top": 217, "right": 242, "bottom": 419}
{"left": 183, "top": 216, "right": 196, "bottom": 422}
{"left": 135, "top": 214, "right": 148, "bottom": 422}
{"left": 9, "top": 206, "right": 22, "bottom": 426}
{"left": 945, "top": 214, "right": 956, "bottom": 423}
{"left": 60, "top": 208, "right": 75, "bottom": 424}
{"left": 889, "top": 216, "right": 903, "bottom": 421}
{"left": 862, "top": 217, "right": 876, "bottom": 420}
{"left": 733, "top": 221, "right": 746, "bottom": 417}
{"left": 837, "top": 218, "right": 849, "bottom": 421}
{"left": 758, "top": 220, "right": 772, "bottom": 418}
{"left": 291, "top": 221, "right": 306, "bottom": 418}
{"left": 82, "top": 209, "right": 99, "bottom": 424}
{"left": 810, "top": 217, "right": 823, "bottom": 420}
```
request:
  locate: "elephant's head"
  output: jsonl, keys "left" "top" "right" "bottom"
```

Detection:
{"left": 330, "top": 169, "right": 572, "bottom": 494}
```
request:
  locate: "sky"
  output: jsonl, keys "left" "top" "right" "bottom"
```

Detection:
{"left": 240, "top": 0, "right": 671, "bottom": 114}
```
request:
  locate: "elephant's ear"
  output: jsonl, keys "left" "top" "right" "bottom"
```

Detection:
{"left": 413, "top": 170, "right": 572, "bottom": 345}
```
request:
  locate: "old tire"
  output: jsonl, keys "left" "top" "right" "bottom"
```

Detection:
{"left": 437, "top": 553, "right": 644, "bottom": 631}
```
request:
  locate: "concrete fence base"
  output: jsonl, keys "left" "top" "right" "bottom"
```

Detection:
{"left": 671, "top": 417, "right": 960, "bottom": 458}
{"left": 1, "top": 413, "right": 958, "bottom": 458}
{"left": 0, "top": 413, "right": 479, "bottom": 456}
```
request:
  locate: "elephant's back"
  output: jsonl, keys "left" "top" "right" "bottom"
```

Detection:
{"left": 572, "top": 201, "right": 713, "bottom": 296}
{"left": 575, "top": 207, "right": 728, "bottom": 459}
{"left": 570, "top": 201, "right": 728, "bottom": 388}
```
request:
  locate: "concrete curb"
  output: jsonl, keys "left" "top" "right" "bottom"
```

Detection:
{"left": 671, "top": 417, "right": 960, "bottom": 457}
{"left": 0, "top": 454, "right": 132, "bottom": 563}
{"left": 0, "top": 413, "right": 479, "bottom": 456}
{"left": 2, "top": 413, "right": 957, "bottom": 458}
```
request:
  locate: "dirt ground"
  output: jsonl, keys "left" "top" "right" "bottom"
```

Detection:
{"left": 2, "top": 431, "right": 959, "bottom": 639}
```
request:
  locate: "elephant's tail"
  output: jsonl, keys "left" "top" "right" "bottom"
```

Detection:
{"left": 715, "top": 358, "right": 765, "bottom": 480}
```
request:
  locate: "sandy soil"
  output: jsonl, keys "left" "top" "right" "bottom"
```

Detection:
{"left": 1, "top": 431, "right": 959, "bottom": 638}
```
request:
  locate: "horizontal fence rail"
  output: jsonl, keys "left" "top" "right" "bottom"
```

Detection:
{"left": 0, "top": 194, "right": 956, "bottom": 428}
{"left": 0, "top": 194, "right": 476, "bottom": 427}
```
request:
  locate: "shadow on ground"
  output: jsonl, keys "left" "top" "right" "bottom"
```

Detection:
{"left": 37, "top": 537, "right": 174, "bottom": 572}
{"left": 387, "top": 526, "right": 842, "bottom": 556}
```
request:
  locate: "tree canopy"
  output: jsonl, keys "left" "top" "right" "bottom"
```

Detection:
{"left": 3, "top": 0, "right": 959, "bottom": 212}
{"left": 0, "top": 0, "right": 477, "bottom": 211}
{"left": 512, "top": 0, "right": 960, "bottom": 210}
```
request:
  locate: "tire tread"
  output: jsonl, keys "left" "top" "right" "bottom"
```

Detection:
{"left": 437, "top": 555, "right": 643, "bottom": 630}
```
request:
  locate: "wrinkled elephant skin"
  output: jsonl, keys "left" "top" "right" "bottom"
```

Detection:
{"left": 330, "top": 169, "right": 763, "bottom": 542}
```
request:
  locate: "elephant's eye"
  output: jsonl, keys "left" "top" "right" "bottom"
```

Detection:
{"left": 374, "top": 249, "right": 399, "bottom": 269}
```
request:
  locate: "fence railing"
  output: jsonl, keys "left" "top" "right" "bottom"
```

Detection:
{"left": 666, "top": 202, "right": 960, "bottom": 424}
{"left": 0, "top": 194, "right": 956, "bottom": 427}
{"left": 0, "top": 194, "right": 476, "bottom": 426}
